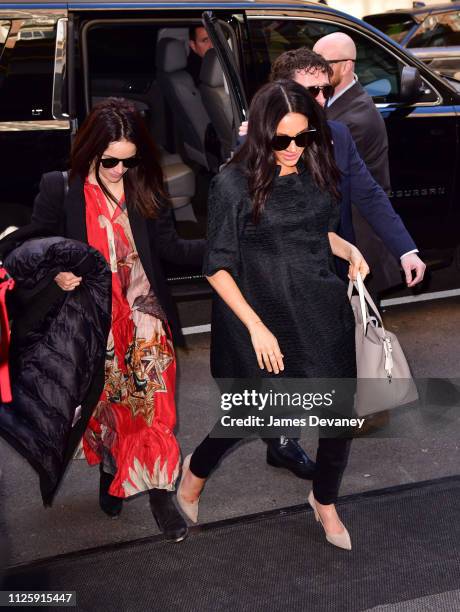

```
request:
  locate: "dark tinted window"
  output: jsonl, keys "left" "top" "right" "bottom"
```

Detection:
{"left": 408, "top": 11, "right": 460, "bottom": 48}
{"left": 364, "top": 14, "right": 417, "bottom": 44}
{"left": 247, "top": 18, "right": 334, "bottom": 91}
{"left": 247, "top": 19, "right": 403, "bottom": 103}
{"left": 0, "top": 20, "right": 56, "bottom": 121}
{"left": 87, "top": 24, "right": 157, "bottom": 76}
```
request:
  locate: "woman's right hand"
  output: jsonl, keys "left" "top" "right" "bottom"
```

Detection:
{"left": 247, "top": 320, "right": 284, "bottom": 374}
{"left": 348, "top": 246, "right": 370, "bottom": 282}
{"left": 54, "top": 272, "right": 82, "bottom": 291}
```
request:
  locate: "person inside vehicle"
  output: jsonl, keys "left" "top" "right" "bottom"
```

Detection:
{"left": 187, "top": 25, "right": 213, "bottom": 86}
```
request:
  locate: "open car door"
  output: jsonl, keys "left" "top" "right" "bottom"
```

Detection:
{"left": 202, "top": 10, "right": 248, "bottom": 147}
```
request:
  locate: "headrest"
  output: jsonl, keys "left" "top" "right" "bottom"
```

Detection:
{"left": 199, "top": 48, "right": 224, "bottom": 88}
{"left": 156, "top": 38, "right": 188, "bottom": 73}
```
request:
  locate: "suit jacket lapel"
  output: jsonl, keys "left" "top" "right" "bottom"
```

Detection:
{"left": 327, "top": 82, "right": 361, "bottom": 120}
{"left": 64, "top": 175, "right": 87, "bottom": 243}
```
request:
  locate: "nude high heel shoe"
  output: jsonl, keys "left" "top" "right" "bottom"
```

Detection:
{"left": 307, "top": 490, "right": 352, "bottom": 551}
{"left": 177, "top": 454, "right": 200, "bottom": 524}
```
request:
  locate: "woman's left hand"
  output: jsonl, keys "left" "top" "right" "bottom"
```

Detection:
{"left": 348, "top": 246, "right": 370, "bottom": 282}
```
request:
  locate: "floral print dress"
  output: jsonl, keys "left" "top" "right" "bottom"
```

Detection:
{"left": 82, "top": 179, "right": 180, "bottom": 498}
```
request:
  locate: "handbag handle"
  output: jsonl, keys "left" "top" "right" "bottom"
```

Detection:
{"left": 348, "top": 273, "right": 395, "bottom": 378}
{"left": 347, "top": 272, "right": 385, "bottom": 332}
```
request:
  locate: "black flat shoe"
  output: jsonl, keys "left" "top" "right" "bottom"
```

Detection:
{"left": 99, "top": 466, "right": 123, "bottom": 518}
{"left": 149, "top": 489, "right": 188, "bottom": 542}
{"left": 266, "top": 436, "right": 316, "bottom": 480}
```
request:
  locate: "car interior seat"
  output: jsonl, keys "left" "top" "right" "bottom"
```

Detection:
{"left": 199, "top": 48, "right": 234, "bottom": 161}
{"left": 159, "top": 148, "right": 197, "bottom": 222}
{"left": 156, "top": 37, "right": 216, "bottom": 171}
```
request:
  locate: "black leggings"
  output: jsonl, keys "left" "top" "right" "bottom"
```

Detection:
{"left": 189, "top": 435, "right": 351, "bottom": 505}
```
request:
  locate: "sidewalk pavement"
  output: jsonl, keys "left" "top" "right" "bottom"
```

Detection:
{"left": 0, "top": 297, "right": 459, "bottom": 566}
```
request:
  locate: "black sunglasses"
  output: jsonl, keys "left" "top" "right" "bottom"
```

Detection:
{"left": 100, "top": 156, "right": 140, "bottom": 169}
{"left": 306, "top": 84, "right": 335, "bottom": 100}
{"left": 272, "top": 128, "right": 317, "bottom": 151}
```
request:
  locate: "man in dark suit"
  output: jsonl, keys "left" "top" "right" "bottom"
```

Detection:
{"left": 239, "top": 48, "right": 426, "bottom": 478}
{"left": 269, "top": 48, "right": 426, "bottom": 290}
{"left": 313, "top": 33, "right": 403, "bottom": 291}
{"left": 314, "top": 32, "right": 390, "bottom": 191}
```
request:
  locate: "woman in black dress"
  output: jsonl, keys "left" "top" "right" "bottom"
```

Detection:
{"left": 177, "top": 81, "right": 369, "bottom": 549}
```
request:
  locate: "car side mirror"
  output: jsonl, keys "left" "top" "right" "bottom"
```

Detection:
{"left": 400, "top": 66, "right": 424, "bottom": 104}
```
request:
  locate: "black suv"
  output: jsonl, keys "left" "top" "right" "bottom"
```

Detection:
{"left": 1, "top": 0, "right": 459, "bottom": 282}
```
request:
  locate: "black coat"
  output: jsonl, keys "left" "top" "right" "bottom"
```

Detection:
{"left": 327, "top": 83, "right": 405, "bottom": 293}
{"left": 204, "top": 162, "right": 356, "bottom": 379}
{"left": 31, "top": 171, "right": 205, "bottom": 346}
{"left": 327, "top": 81, "right": 391, "bottom": 192}
{"left": 0, "top": 235, "right": 112, "bottom": 505}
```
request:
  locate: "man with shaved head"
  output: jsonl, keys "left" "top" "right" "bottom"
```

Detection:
{"left": 313, "top": 32, "right": 403, "bottom": 292}
{"left": 313, "top": 32, "right": 390, "bottom": 192}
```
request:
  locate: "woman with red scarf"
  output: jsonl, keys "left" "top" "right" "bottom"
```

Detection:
{"left": 31, "top": 97, "right": 204, "bottom": 541}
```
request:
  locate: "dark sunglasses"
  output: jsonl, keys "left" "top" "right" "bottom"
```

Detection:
{"left": 100, "top": 156, "right": 140, "bottom": 169}
{"left": 272, "top": 128, "right": 317, "bottom": 151}
{"left": 306, "top": 84, "right": 335, "bottom": 100}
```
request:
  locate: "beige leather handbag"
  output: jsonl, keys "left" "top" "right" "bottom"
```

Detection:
{"left": 348, "top": 272, "right": 419, "bottom": 416}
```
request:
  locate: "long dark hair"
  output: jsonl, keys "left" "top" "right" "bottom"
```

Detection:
{"left": 231, "top": 80, "right": 341, "bottom": 221}
{"left": 70, "top": 97, "right": 169, "bottom": 218}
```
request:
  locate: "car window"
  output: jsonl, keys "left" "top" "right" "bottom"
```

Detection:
{"left": 408, "top": 11, "right": 460, "bottom": 48}
{"left": 246, "top": 18, "right": 332, "bottom": 94}
{"left": 363, "top": 13, "right": 417, "bottom": 44}
{"left": 427, "top": 57, "right": 460, "bottom": 81}
{"left": 0, "top": 20, "right": 57, "bottom": 121}
{"left": 87, "top": 24, "right": 158, "bottom": 77}
{"left": 83, "top": 19, "right": 240, "bottom": 254}
{"left": 246, "top": 18, "right": 403, "bottom": 103}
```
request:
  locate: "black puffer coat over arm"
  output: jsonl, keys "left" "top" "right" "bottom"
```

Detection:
{"left": 0, "top": 236, "right": 111, "bottom": 505}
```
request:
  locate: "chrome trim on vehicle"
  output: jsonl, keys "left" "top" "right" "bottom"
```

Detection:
{"left": 52, "top": 18, "right": 69, "bottom": 120}
{"left": 410, "top": 46, "right": 460, "bottom": 60}
{"left": 245, "top": 12, "right": 444, "bottom": 107}
{"left": 0, "top": 120, "right": 70, "bottom": 131}
{"left": 0, "top": 9, "right": 65, "bottom": 20}
{"left": 375, "top": 102, "right": 457, "bottom": 118}
{"left": 404, "top": 112, "right": 458, "bottom": 118}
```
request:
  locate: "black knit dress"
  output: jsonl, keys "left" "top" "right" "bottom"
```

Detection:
{"left": 204, "top": 161, "right": 356, "bottom": 380}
